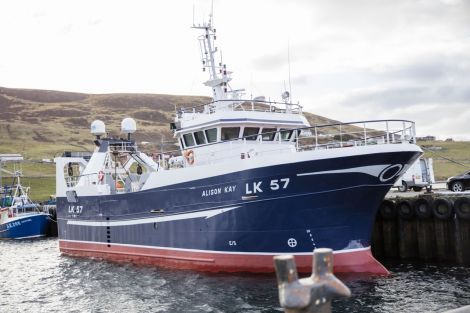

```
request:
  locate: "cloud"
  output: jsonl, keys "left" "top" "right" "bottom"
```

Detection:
{"left": 371, "top": 54, "right": 470, "bottom": 83}
{"left": 340, "top": 85, "right": 470, "bottom": 108}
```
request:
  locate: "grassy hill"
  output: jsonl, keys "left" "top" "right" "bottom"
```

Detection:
{"left": 419, "top": 140, "right": 470, "bottom": 181}
{"left": 0, "top": 86, "right": 210, "bottom": 159}
{"left": 0, "top": 86, "right": 341, "bottom": 200}
{"left": 1, "top": 86, "right": 468, "bottom": 200}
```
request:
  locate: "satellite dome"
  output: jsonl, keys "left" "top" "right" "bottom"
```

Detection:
{"left": 121, "top": 118, "right": 137, "bottom": 134}
{"left": 91, "top": 120, "right": 106, "bottom": 136}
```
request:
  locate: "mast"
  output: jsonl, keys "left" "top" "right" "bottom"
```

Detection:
{"left": 192, "top": 14, "right": 242, "bottom": 110}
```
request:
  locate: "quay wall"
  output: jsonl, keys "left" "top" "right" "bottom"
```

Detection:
{"left": 372, "top": 192, "right": 470, "bottom": 265}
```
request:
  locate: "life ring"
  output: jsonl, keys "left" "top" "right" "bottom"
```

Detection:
{"left": 98, "top": 170, "right": 105, "bottom": 182}
{"left": 184, "top": 150, "right": 195, "bottom": 165}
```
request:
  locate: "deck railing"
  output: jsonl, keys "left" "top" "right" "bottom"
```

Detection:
{"left": 163, "top": 119, "right": 416, "bottom": 168}
{"left": 295, "top": 119, "right": 416, "bottom": 151}
{"left": 178, "top": 99, "right": 303, "bottom": 117}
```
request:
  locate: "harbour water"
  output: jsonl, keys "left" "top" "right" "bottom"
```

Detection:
{"left": 1, "top": 238, "right": 469, "bottom": 313}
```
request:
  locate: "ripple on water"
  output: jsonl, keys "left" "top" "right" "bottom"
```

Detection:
{"left": 1, "top": 239, "right": 469, "bottom": 313}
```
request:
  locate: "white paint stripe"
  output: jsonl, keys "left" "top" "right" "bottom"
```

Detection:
{"left": 143, "top": 144, "right": 422, "bottom": 190}
{"left": 59, "top": 238, "right": 371, "bottom": 256}
{"left": 15, "top": 234, "right": 46, "bottom": 240}
{"left": 67, "top": 206, "right": 239, "bottom": 227}
{"left": 297, "top": 164, "right": 390, "bottom": 178}
{"left": 2, "top": 213, "right": 48, "bottom": 224}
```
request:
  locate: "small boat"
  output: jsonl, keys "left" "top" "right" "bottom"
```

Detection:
{"left": 0, "top": 175, "right": 51, "bottom": 239}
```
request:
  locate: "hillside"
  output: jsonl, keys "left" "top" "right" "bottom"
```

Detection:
{"left": 0, "top": 86, "right": 209, "bottom": 158}
{"left": 419, "top": 140, "right": 470, "bottom": 181}
{"left": 0, "top": 86, "right": 341, "bottom": 159}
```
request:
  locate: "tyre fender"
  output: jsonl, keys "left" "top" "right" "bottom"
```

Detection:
{"left": 454, "top": 197, "right": 470, "bottom": 220}
{"left": 433, "top": 198, "right": 453, "bottom": 220}
{"left": 397, "top": 200, "right": 414, "bottom": 219}
{"left": 379, "top": 200, "right": 396, "bottom": 220}
{"left": 413, "top": 198, "right": 432, "bottom": 219}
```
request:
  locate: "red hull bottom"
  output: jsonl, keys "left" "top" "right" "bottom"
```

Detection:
{"left": 59, "top": 240, "right": 389, "bottom": 275}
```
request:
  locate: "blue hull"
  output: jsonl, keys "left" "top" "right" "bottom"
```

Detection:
{"left": 0, "top": 214, "right": 50, "bottom": 239}
{"left": 57, "top": 150, "right": 420, "bottom": 273}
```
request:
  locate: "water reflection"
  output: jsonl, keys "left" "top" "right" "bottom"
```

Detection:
{"left": 0, "top": 239, "right": 469, "bottom": 313}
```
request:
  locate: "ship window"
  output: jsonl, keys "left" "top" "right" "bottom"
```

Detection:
{"left": 243, "top": 127, "right": 259, "bottom": 140}
{"left": 221, "top": 127, "right": 240, "bottom": 141}
{"left": 194, "top": 131, "right": 207, "bottom": 145}
{"left": 280, "top": 129, "right": 293, "bottom": 141}
{"left": 183, "top": 133, "right": 195, "bottom": 147}
{"left": 205, "top": 128, "right": 217, "bottom": 143}
{"left": 261, "top": 128, "right": 277, "bottom": 141}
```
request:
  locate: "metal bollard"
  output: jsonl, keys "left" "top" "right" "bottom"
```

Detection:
{"left": 274, "top": 248, "right": 351, "bottom": 313}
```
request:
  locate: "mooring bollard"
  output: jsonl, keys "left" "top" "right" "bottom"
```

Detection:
{"left": 274, "top": 248, "right": 351, "bottom": 313}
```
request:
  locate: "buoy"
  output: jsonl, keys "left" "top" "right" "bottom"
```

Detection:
{"left": 184, "top": 150, "right": 195, "bottom": 165}
{"left": 98, "top": 170, "right": 105, "bottom": 182}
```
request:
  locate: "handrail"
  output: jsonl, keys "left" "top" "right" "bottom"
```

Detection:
{"left": 178, "top": 98, "right": 303, "bottom": 115}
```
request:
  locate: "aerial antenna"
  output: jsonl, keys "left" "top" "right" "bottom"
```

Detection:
{"left": 210, "top": 0, "right": 214, "bottom": 25}
{"left": 192, "top": 2, "right": 195, "bottom": 26}
{"left": 288, "top": 38, "right": 292, "bottom": 103}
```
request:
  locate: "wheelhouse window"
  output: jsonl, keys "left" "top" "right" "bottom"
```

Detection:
{"left": 260, "top": 128, "right": 277, "bottom": 141}
{"left": 243, "top": 127, "right": 260, "bottom": 140}
{"left": 280, "top": 129, "right": 293, "bottom": 141}
{"left": 183, "top": 133, "right": 195, "bottom": 147}
{"left": 194, "top": 131, "right": 207, "bottom": 145}
{"left": 205, "top": 128, "right": 217, "bottom": 143}
{"left": 221, "top": 127, "right": 240, "bottom": 141}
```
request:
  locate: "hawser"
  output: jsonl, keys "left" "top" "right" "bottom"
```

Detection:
{"left": 54, "top": 15, "right": 421, "bottom": 274}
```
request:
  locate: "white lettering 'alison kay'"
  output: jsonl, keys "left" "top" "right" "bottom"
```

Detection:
{"left": 201, "top": 185, "right": 237, "bottom": 197}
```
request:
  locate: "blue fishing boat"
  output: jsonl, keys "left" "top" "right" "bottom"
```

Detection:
{"left": 54, "top": 16, "right": 422, "bottom": 274}
{"left": 0, "top": 176, "right": 50, "bottom": 239}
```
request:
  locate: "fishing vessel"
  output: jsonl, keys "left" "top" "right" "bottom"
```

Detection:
{"left": 0, "top": 175, "right": 51, "bottom": 239}
{"left": 54, "top": 16, "right": 421, "bottom": 274}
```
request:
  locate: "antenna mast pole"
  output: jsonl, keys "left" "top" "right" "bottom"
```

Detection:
{"left": 192, "top": 9, "right": 235, "bottom": 108}
{"left": 288, "top": 38, "right": 292, "bottom": 103}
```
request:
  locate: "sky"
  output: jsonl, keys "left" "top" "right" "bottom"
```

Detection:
{"left": 0, "top": 0, "right": 469, "bottom": 140}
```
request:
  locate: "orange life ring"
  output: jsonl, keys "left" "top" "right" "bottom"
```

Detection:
{"left": 98, "top": 170, "right": 105, "bottom": 182}
{"left": 184, "top": 150, "right": 195, "bottom": 165}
